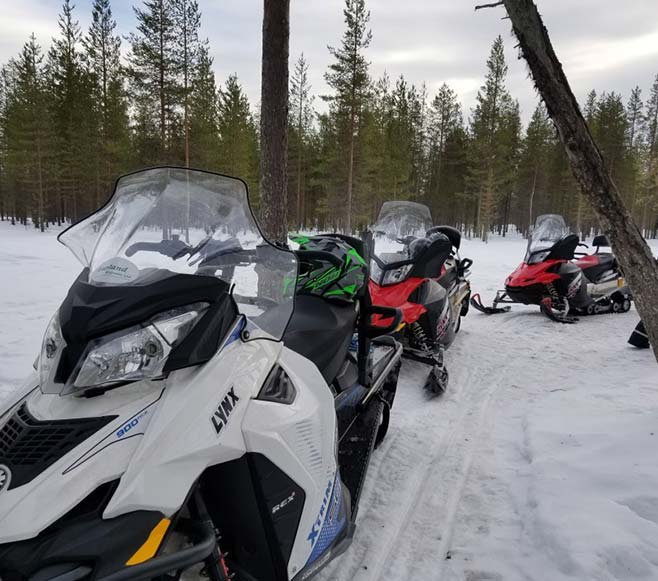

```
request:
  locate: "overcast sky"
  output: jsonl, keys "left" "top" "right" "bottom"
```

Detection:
{"left": 2, "top": 0, "right": 657, "bottom": 124}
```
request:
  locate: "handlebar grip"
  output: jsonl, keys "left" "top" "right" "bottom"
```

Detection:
{"left": 367, "top": 305, "right": 403, "bottom": 338}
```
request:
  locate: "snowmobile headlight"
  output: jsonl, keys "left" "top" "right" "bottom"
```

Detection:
{"left": 68, "top": 303, "right": 209, "bottom": 393}
{"left": 38, "top": 311, "right": 66, "bottom": 387}
{"left": 371, "top": 260, "right": 413, "bottom": 286}
{"left": 528, "top": 250, "right": 550, "bottom": 265}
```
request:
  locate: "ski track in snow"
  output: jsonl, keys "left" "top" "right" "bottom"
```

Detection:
{"left": 1, "top": 222, "right": 658, "bottom": 581}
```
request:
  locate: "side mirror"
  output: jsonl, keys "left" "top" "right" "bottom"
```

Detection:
{"left": 592, "top": 234, "right": 610, "bottom": 249}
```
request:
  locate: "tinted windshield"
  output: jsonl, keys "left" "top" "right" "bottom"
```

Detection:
{"left": 59, "top": 168, "right": 298, "bottom": 340}
{"left": 526, "top": 214, "right": 571, "bottom": 260}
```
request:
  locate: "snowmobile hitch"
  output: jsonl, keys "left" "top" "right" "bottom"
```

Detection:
{"left": 470, "top": 293, "right": 512, "bottom": 315}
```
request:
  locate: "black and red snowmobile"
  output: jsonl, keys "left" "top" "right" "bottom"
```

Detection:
{"left": 471, "top": 214, "right": 632, "bottom": 323}
{"left": 368, "top": 201, "right": 473, "bottom": 394}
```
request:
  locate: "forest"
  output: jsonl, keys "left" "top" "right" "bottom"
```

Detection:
{"left": 0, "top": 0, "right": 657, "bottom": 240}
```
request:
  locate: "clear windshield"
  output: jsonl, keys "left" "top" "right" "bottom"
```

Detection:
{"left": 525, "top": 214, "right": 571, "bottom": 261}
{"left": 58, "top": 168, "right": 298, "bottom": 341}
{"left": 372, "top": 201, "right": 433, "bottom": 263}
{"left": 374, "top": 201, "right": 433, "bottom": 240}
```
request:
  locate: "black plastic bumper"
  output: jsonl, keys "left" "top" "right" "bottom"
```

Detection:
{"left": 0, "top": 513, "right": 215, "bottom": 581}
{"left": 99, "top": 519, "right": 216, "bottom": 581}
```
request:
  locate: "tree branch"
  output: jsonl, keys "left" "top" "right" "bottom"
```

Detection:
{"left": 474, "top": 1, "right": 504, "bottom": 10}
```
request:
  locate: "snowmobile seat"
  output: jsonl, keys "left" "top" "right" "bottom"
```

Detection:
{"left": 547, "top": 234, "right": 579, "bottom": 261}
{"left": 580, "top": 253, "right": 618, "bottom": 283}
{"left": 283, "top": 294, "right": 358, "bottom": 385}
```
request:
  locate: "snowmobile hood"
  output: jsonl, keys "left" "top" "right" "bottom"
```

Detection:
{"left": 0, "top": 335, "right": 280, "bottom": 544}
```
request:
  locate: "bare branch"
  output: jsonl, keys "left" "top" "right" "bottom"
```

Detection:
{"left": 474, "top": 1, "right": 504, "bottom": 10}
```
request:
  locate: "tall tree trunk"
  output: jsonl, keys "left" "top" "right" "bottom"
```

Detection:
{"left": 296, "top": 100, "right": 303, "bottom": 229}
{"left": 159, "top": 0, "right": 166, "bottom": 160}
{"left": 346, "top": 106, "right": 356, "bottom": 233}
{"left": 183, "top": 2, "right": 190, "bottom": 168}
{"left": 482, "top": 0, "right": 658, "bottom": 360}
{"left": 259, "top": 0, "right": 289, "bottom": 245}
{"left": 528, "top": 165, "right": 538, "bottom": 234}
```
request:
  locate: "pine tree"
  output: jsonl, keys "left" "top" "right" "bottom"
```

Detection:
{"left": 289, "top": 53, "right": 314, "bottom": 228}
{"left": 325, "top": 0, "right": 372, "bottom": 232}
{"left": 188, "top": 45, "right": 219, "bottom": 171}
{"left": 516, "top": 103, "right": 554, "bottom": 233}
{"left": 427, "top": 83, "right": 463, "bottom": 220}
{"left": 6, "top": 36, "right": 54, "bottom": 229}
{"left": 84, "top": 0, "right": 131, "bottom": 206}
{"left": 469, "top": 36, "right": 519, "bottom": 240}
{"left": 49, "top": 0, "right": 94, "bottom": 221}
{"left": 217, "top": 75, "right": 259, "bottom": 196}
{"left": 626, "top": 87, "right": 644, "bottom": 219}
{"left": 128, "top": 0, "right": 180, "bottom": 162}
{"left": 173, "top": 0, "right": 203, "bottom": 167}
{"left": 643, "top": 74, "right": 658, "bottom": 235}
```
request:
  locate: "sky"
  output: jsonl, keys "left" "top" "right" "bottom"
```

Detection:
{"left": 1, "top": 0, "right": 657, "bottom": 125}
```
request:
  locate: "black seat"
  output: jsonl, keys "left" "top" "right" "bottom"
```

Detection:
{"left": 581, "top": 253, "right": 618, "bottom": 283}
{"left": 283, "top": 295, "right": 357, "bottom": 385}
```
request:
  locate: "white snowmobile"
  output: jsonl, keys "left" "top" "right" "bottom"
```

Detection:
{"left": 0, "top": 168, "right": 403, "bottom": 581}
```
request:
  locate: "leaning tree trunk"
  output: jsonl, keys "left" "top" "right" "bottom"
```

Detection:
{"left": 478, "top": 0, "right": 658, "bottom": 360}
{"left": 259, "top": 0, "right": 290, "bottom": 245}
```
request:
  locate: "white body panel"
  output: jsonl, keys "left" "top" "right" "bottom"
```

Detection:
{"left": 0, "top": 337, "right": 343, "bottom": 580}
{"left": 0, "top": 378, "right": 163, "bottom": 543}
{"left": 243, "top": 346, "right": 339, "bottom": 579}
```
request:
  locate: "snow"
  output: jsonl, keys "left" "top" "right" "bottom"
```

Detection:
{"left": 1, "top": 221, "right": 658, "bottom": 580}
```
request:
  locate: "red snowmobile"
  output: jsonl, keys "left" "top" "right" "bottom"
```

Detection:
{"left": 368, "top": 201, "right": 472, "bottom": 394}
{"left": 471, "top": 214, "right": 632, "bottom": 323}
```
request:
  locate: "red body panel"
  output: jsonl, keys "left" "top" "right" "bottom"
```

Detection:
{"left": 506, "top": 260, "right": 563, "bottom": 288}
{"left": 574, "top": 254, "right": 601, "bottom": 270}
{"left": 369, "top": 278, "right": 427, "bottom": 327}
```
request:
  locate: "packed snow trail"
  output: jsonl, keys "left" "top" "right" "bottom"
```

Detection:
{"left": 1, "top": 223, "right": 657, "bottom": 581}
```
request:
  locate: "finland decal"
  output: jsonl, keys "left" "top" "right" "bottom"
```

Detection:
{"left": 211, "top": 387, "right": 240, "bottom": 434}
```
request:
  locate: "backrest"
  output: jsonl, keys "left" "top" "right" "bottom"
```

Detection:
{"left": 410, "top": 236, "right": 453, "bottom": 278}
{"left": 592, "top": 234, "right": 610, "bottom": 250}
{"left": 427, "top": 225, "right": 461, "bottom": 250}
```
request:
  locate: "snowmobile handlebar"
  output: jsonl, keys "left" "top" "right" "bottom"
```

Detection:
{"left": 366, "top": 305, "right": 403, "bottom": 338}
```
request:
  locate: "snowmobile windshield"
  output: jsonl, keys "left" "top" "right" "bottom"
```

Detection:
{"left": 373, "top": 201, "right": 433, "bottom": 240}
{"left": 525, "top": 214, "right": 571, "bottom": 263}
{"left": 58, "top": 168, "right": 298, "bottom": 341}
{"left": 371, "top": 201, "right": 433, "bottom": 283}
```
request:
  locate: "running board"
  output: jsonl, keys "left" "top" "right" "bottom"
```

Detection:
{"left": 337, "top": 396, "right": 384, "bottom": 518}
{"left": 361, "top": 337, "right": 402, "bottom": 407}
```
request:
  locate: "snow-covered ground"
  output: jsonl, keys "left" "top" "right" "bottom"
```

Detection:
{"left": 1, "top": 221, "right": 657, "bottom": 580}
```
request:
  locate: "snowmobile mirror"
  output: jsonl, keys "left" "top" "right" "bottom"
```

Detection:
{"left": 592, "top": 234, "right": 610, "bottom": 249}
